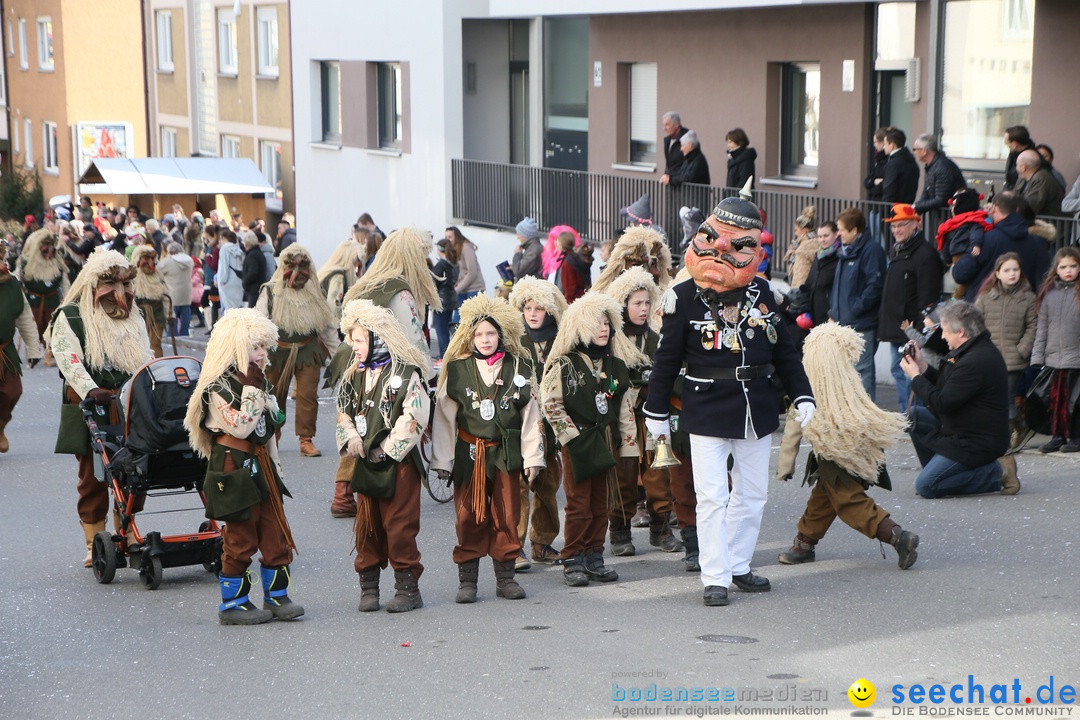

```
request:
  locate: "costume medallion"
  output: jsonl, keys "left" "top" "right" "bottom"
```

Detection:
{"left": 595, "top": 392, "right": 609, "bottom": 415}
{"left": 480, "top": 398, "right": 496, "bottom": 421}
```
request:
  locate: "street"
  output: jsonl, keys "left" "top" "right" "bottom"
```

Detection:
{"left": 1, "top": 348, "right": 1077, "bottom": 720}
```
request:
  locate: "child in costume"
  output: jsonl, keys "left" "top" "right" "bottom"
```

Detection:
{"left": 336, "top": 299, "right": 431, "bottom": 613}
{"left": 541, "top": 292, "right": 639, "bottom": 587}
{"left": 184, "top": 309, "right": 303, "bottom": 625}
{"left": 507, "top": 277, "right": 568, "bottom": 569}
{"left": 432, "top": 294, "right": 545, "bottom": 603}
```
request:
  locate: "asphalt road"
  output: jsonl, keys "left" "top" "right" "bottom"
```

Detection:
{"left": 1, "top": 346, "right": 1077, "bottom": 719}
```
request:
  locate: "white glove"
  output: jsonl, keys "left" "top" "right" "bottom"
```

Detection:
{"left": 645, "top": 417, "right": 671, "bottom": 441}
{"left": 794, "top": 401, "right": 815, "bottom": 429}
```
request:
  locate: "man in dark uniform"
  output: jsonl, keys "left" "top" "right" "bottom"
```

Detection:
{"left": 643, "top": 196, "right": 815, "bottom": 607}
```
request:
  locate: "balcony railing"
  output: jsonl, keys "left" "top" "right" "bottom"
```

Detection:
{"left": 451, "top": 158, "right": 1078, "bottom": 279}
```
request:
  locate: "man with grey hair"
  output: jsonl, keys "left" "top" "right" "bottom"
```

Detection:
{"left": 912, "top": 133, "right": 966, "bottom": 215}
{"left": 667, "top": 130, "right": 711, "bottom": 187}
{"left": 659, "top": 111, "right": 691, "bottom": 185}
{"left": 900, "top": 300, "right": 1018, "bottom": 497}
{"left": 1016, "top": 148, "right": 1064, "bottom": 216}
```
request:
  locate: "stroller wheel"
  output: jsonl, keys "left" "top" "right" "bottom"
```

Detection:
{"left": 140, "top": 556, "right": 163, "bottom": 591}
{"left": 92, "top": 531, "right": 118, "bottom": 584}
{"left": 203, "top": 539, "right": 223, "bottom": 575}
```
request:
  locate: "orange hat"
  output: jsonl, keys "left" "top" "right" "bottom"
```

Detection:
{"left": 885, "top": 204, "right": 920, "bottom": 223}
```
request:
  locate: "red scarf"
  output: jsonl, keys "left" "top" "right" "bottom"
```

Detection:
{"left": 935, "top": 211, "right": 993, "bottom": 252}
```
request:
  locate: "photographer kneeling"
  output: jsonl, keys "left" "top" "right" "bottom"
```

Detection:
{"left": 899, "top": 300, "right": 1019, "bottom": 497}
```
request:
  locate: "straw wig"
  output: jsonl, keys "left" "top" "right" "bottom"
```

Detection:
{"left": 184, "top": 308, "right": 280, "bottom": 459}
{"left": 343, "top": 226, "right": 441, "bottom": 312}
{"left": 592, "top": 226, "right": 672, "bottom": 294}
{"left": 18, "top": 228, "right": 66, "bottom": 283}
{"left": 339, "top": 298, "right": 431, "bottom": 379}
{"left": 801, "top": 323, "right": 908, "bottom": 484}
{"left": 507, "top": 276, "right": 568, "bottom": 322}
{"left": 438, "top": 293, "right": 527, "bottom": 392}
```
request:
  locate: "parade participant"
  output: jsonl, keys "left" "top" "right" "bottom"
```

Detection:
{"left": 130, "top": 245, "right": 171, "bottom": 358}
{"left": 642, "top": 196, "right": 815, "bottom": 607}
{"left": 184, "top": 309, "right": 303, "bottom": 625}
{"left": 541, "top": 292, "right": 639, "bottom": 587}
{"left": 0, "top": 240, "right": 42, "bottom": 452}
{"left": 17, "top": 229, "right": 69, "bottom": 367}
{"left": 254, "top": 244, "right": 340, "bottom": 457}
{"left": 46, "top": 250, "right": 152, "bottom": 566}
{"left": 777, "top": 323, "right": 919, "bottom": 569}
{"left": 432, "top": 294, "right": 544, "bottom": 602}
{"left": 318, "top": 239, "right": 366, "bottom": 326}
{"left": 601, "top": 266, "right": 681, "bottom": 555}
{"left": 507, "top": 276, "right": 568, "bottom": 569}
{"left": 592, "top": 226, "right": 673, "bottom": 296}
{"left": 337, "top": 299, "right": 431, "bottom": 612}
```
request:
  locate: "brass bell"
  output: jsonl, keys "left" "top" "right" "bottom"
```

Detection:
{"left": 651, "top": 435, "right": 682, "bottom": 469}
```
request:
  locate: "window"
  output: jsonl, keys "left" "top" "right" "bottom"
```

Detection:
{"left": 18, "top": 18, "right": 27, "bottom": 70}
{"left": 627, "top": 63, "right": 657, "bottom": 165}
{"left": 42, "top": 122, "right": 59, "bottom": 173}
{"left": 161, "top": 127, "right": 177, "bottom": 157}
{"left": 256, "top": 7, "right": 278, "bottom": 77}
{"left": 6, "top": 19, "right": 13, "bottom": 57}
{"left": 221, "top": 135, "right": 241, "bottom": 158}
{"left": 156, "top": 11, "right": 173, "bottom": 72}
{"left": 377, "top": 62, "right": 402, "bottom": 149}
{"left": 780, "top": 62, "right": 820, "bottom": 177}
{"left": 24, "top": 119, "right": 33, "bottom": 168}
{"left": 37, "top": 18, "right": 53, "bottom": 70}
{"left": 319, "top": 61, "right": 341, "bottom": 143}
{"left": 941, "top": 0, "right": 1034, "bottom": 161}
{"left": 216, "top": 9, "right": 238, "bottom": 75}
{"left": 260, "top": 141, "right": 283, "bottom": 204}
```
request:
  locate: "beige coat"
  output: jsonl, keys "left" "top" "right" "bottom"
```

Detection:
{"left": 975, "top": 284, "right": 1037, "bottom": 371}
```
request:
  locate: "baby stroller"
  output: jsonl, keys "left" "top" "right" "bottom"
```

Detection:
{"left": 85, "top": 356, "right": 221, "bottom": 590}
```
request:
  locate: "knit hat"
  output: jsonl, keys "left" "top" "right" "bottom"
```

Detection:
{"left": 621, "top": 193, "right": 653, "bottom": 225}
{"left": 515, "top": 216, "right": 540, "bottom": 241}
{"left": 950, "top": 188, "right": 982, "bottom": 216}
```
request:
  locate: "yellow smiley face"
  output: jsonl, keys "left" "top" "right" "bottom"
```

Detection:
{"left": 847, "top": 678, "right": 876, "bottom": 708}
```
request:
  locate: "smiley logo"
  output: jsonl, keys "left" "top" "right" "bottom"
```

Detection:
{"left": 847, "top": 678, "right": 876, "bottom": 708}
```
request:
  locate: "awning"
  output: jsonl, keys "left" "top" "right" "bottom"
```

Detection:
{"left": 77, "top": 158, "right": 275, "bottom": 195}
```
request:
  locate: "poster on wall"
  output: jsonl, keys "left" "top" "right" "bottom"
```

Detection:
{"left": 73, "top": 122, "right": 133, "bottom": 180}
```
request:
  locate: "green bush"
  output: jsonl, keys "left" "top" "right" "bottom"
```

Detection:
{"left": 0, "top": 167, "right": 44, "bottom": 221}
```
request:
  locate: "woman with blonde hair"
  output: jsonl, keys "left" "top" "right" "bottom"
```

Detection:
{"left": 319, "top": 239, "right": 366, "bottom": 323}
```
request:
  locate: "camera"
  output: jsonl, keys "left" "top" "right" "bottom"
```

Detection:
{"left": 900, "top": 342, "right": 917, "bottom": 361}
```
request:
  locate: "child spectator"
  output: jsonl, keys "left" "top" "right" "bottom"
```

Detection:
{"left": 1031, "top": 247, "right": 1080, "bottom": 453}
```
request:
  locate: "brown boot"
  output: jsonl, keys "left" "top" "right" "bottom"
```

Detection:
{"left": 608, "top": 519, "right": 635, "bottom": 556}
{"left": 0, "top": 420, "right": 9, "bottom": 453}
{"left": 778, "top": 533, "right": 817, "bottom": 564}
{"left": 999, "top": 455, "right": 1020, "bottom": 495}
{"left": 630, "top": 500, "right": 649, "bottom": 528}
{"left": 876, "top": 519, "right": 918, "bottom": 570}
{"left": 455, "top": 559, "right": 480, "bottom": 604}
{"left": 385, "top": 569, "right": 423, "bottom": 613}
{"left": 299, "top": 436, "right": 322, "bottom": 457}
{"left": 358, "top": 567, "right": 380, "bottom": 612}
{"left": 648, "top": 513, "right": 684, "bottom": 553}
{"left": 493, "top": 559, "right": 526, "bottom": 600}
{"left": 81, "top": 520, "right": 107, "bottom": 568}
{"left": 331, "top": 481, "right": 358, "bottom": 517}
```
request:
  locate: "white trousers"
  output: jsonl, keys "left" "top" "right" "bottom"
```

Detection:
{"left": 689, "top": 433, "right": 772, "bottom": 587}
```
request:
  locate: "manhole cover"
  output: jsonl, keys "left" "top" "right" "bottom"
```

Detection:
{"left": 529, "top": 666, "right": 550, "bottom": 671}
{"left": 523, "top": 625, "right": 551, "bottom": 631}
{"left": 767, "top": 673, "right": 800, "bottom": 679}
{"left": 696, "top": 634, "right": 758, "bottom": 644}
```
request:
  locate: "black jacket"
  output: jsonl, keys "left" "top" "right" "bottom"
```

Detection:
{"left": 669, "top": 147, "right": 710, "bottom": 187}
{"left": 882, "top": 147, "right": 920, "bottom": 203}
{"left": 864, "top": 149, "right": 887, "bottom": 201}
{"left": 241, "top": 247, "right": 267, "bottom": 306}
{"left": 663, "top": 127, "right": 689, "bottom": 176}
{"left": 910, "top": 331, "right": 1009, "bottom": 467}
{"left": 951, "top": 213, "right": 1050, "bottom": 301}
{"left": 913, "top": 153, "right": 966, "bottom": 214}
{"left": 432, "top": 258, "right": 458, "bottom": 311}
{"left": 1004, "top": 142, "right": 1037, "bottom": 191}
{"left": 877, "top": 232, "right": 944, "bottom": 344}
{"left": 276, "top": 228, "right": 297, "bottom": 256}
{"left": 726, "top": 146, "right": 757, "bottom": 190}
{"left": 801, "top": 250, "right": 839, "bottom": 327}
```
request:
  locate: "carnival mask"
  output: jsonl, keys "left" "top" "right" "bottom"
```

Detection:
{"left": 684, "top": 215, "right": 763, "bottom": 292}
{"left": 623, "top": 246, "right": 663, "bottom": 282}
{"left": 283, "top": 256, "right": 312, "bottom": 289}
{"left": 40, "top": 236, "right": 58, "bottom": 260}
{"left": 94, "top": 267, "right": 136, "bottom": 319}
{"left": 137, "top": 254, "right": 157, "bottom": 274}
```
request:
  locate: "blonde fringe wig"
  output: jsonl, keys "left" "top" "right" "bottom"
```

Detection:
{"left": 343, "top": 226, "right": 441, "bottom": 312}
{"left": 45, "top": 248, "right": 151, "bottom": 377}
{"left": 266, "top": 244, "right": 336, "bottom": 335}
{"left": 508, "top": 276, "right": 568, "bottom": 322}
{"left": 184, "top": 308, "right": 280, "bottom": 459}
{"left": 802, "top": 323, "right": 909, "bottom": 483}
{"left": 438, "top": 293, "right": 528, "bottom": 393}
{"left": 592, "top": 226, "right": 672, "bottom": 294}
{"left": 18, "top": 228, "right": 66, "bottom": 282}
{"left": 340, "top": 298, "right": 432, "bottom": 380}
{"left": 601, "top": 265, "right": 662, "bottom": 339}
{"left": 540, "top": 291, "right": 647, "bottom": 401}
{"left": 318, "top": 239, "right": 365, "bottom": 284}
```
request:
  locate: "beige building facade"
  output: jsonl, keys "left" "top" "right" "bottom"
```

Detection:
{"left": 143, "top": 0, "right": 293, "bottom": 220}
{"left": 3, "top": 0, "right": 148, "bottom": 202}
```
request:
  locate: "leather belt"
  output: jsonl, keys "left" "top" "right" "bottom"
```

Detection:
{"left": 686, "top": 363, "right": 774, "bottom": 381}
{"left": 214, "top": 434, "right": 254, "bottom": 453}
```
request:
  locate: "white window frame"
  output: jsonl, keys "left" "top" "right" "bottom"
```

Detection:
{"left": 13, "top": 116, "right": 19, "bottom": 154}
{"left": 319, "top": 61, "right": 341, "bottom": 144}
{"left": 376, "top": 62, "right": 403, "bottom": 149}
{"left": 6, "top": 19, "right": 14, "bottom": 57}
{"left": 260, "top": 140, "right": 282, "bottom": 190}
{"left": 216, "top": 8, "right": 238, "bottom": 76}
{"left": 156, "top": 11, "right": 174, "bottom": 72}
{"left": 256, "top": 6, "right": 279, "bottom": 77}
{"left": 161, "top": 127, "right": 178, "bottom": 158}
{"left": 42, "top": 121, "right": 59, "bottom": 174}
{"left": 36, "top": 17, "right": 53, "bottom": 70}
{"left": 18, "top": 18, "right": 27, "bottom": 70}
{"left": 628, "top": 62, "right": 657, "bottom": 165}
{"left": 24, "top": 118, "right": 33, "bottom": 168}
{"left": 221, "top": 135, "right": 241, "bottom": 158}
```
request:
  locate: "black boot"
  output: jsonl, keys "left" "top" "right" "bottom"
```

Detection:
{"left": 609, "top": 520, "right": 635, "bottom": 557}
{"left": 778, "top": 533, "right": 817, "bottom": 564}
{"left": 583, "top": 551, "right": 618, "bottom": 582}
{"left": 563, "top": 555, "right": 589, "bottom": 587}
{"left": 358, "top": 567, "right": 381, "bottom": 612}
{"left": 493, "top": 559, "right": 526, "bottom": 600}
{"left": 386, "top": 568, "right": 423, "bottom": 613}
{"left": 680, "top": 526, "right": 700, "bottom": 572}
{"left": 649, "top": 513, "right": 684, "bottom": 553}
{"left": 261, "top": 565, "right": 305, "bottom": 620}
{"left": 889, "top": 526, "right": 919, "bottom": 570}
{"left": 455, "top": 558, "right": 480, "bottom": 604}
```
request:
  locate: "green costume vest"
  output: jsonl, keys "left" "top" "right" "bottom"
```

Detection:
{"left": 551, "top": 351, "right": 630, "bottom": 481}
{"left": 264, "top": 285, "right": 329, "bottom": 370}
{"left": 135, "top": 296, "right": 167, "bottom": 328}
{"left": 22, "top": 276, "right": 62, "bottom": 313}
{"left": 0, "top": 280, "right": 26, "bottom": 378}
{"left": 319, "top": 268, "right": 346, "bottom": 298}
{"left": 325, "top": 278, "right": 412, "bottom": 388}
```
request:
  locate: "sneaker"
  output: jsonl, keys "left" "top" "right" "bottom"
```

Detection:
{"left": 630, "top": 501, "right": 649, "bottom": 528}
{"left": 1062, "top": 440, "right": 1080, "bottom": 453}
{"left": 1040, "top": 436, "right": 1066, "bottom": 453}
{"left": 530, "top": 543, "right": 563, "bottom": 565}
{"left": 514, "top": 549, "right": 531, "bottom": 573}
{"left": 731, "top": 571, "right": 771, "bottom": 592}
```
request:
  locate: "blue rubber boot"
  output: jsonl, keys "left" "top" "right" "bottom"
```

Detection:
{"left": 218, "top": 571, "right": 273, "bottom": 625}
{"left": 261, "top": 565, "right": 305, "bottom": 620}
